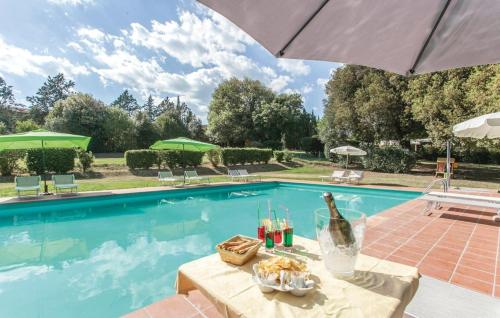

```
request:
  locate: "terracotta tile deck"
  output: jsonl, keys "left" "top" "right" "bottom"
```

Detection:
{"left": 124, "top": 190, "right": 500, "bottom": 317}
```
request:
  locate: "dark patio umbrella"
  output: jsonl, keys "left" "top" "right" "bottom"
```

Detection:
{"left": 198, "top": 0, "right": 500, "bottom": 75}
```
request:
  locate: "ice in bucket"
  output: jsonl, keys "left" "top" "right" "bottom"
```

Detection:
{"left": 315, "top": 197, "right": 366, "bottom": 277}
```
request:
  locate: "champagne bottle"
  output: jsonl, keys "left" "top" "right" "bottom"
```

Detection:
{"left": 322, "top": 192, "right": 355, "bottom": 246}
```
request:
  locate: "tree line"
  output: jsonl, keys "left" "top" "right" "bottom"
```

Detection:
{"left": 1, "top": 75, "right": 319, "bottom": 153}
{"left": 319, "top": 64, "right": 500, "bottom": 156}
{"left": 0, "top": 74, "right": 203, "bottom": 152}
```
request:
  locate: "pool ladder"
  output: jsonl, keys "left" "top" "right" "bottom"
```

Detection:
{"left": 423, "top": 178, "right": 448, "bottom": 194}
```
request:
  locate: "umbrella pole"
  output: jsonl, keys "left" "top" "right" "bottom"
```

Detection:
{"left": 42, "top": 140, "right": 49, "bottom": 194}
{"left": 446, "top": 140, "right": 451, "bottom": 191}
{"left": 346, "top": 154, "right": 349, "bottom": 169}
{"left": 182, "top": 144, "right": 186, "bottom": 186}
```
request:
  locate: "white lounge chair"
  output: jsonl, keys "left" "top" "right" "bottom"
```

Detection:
{"left": 184, "top": 170, "right": 210, "bottom": 184}
{"left": 320, "top": 170, "right": 347, "bottom": 183}
{"left": 228, "top": 169, "right": 246, "bottom": 182}
{"left": 237, "top": 169, "right": 261, "bottom": 182}
{"left": 52, "top": 174, "right": 78, "bottom": 195}
{"left": 347, "top": 170, "right": 364, "bottom": 184}
{"left": 15, "top": 175, "right": 41, "bottom": 197}
{"left": 420, "top": 191, "right": 500, "bottom": 221}
{"left": 158, "top": 171, "right": 181, "bottom": 185}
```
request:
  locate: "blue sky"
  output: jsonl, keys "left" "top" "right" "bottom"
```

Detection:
{"left": 0, "top": 0, "right": 340, "bottom": 121}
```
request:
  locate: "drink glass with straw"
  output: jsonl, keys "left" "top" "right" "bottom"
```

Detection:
{"left": 257, "top": 202, "right": 265, "bottom": 242}
{"left": 281, "top": 205, "right": 293, "bottom": 250}
{"left": 273, "top": 209, "right": 282, "bottom": 244}
{"left": 265, "top": 200, "right": 275, "bottom": 251}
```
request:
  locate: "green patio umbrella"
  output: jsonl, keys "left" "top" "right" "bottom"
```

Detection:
{"left": 150, "top": 137, "right": 218, "bottom": 184}
{"left": 0, "top": 129, "right": 91, "bottom": 194}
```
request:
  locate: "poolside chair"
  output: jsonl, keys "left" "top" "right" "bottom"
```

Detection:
{"left": 347, "top": 171, "right": 364, "bottom": 184}
{"left": 52, "top": 174, "right": 78, "bottom": 195}
{"left": 237, "top": 169, "right": 261, "bottom": 182}
{"left": 158, "top": 171, "right": 181, "bottom": 185}
{"left": 228, "top": 169, "right": 246, "bottom": 182}
{"left": 320, "top": 170, "right": 347, "bottom": 183}
{"left": 184, "top": 170, "right": 210, "bottom": 184}
{"left": 15, "top": 175, "right": 41, "bottom": 198}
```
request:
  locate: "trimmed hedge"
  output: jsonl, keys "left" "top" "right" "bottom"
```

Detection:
{"left": 125, "top": 149, "right": 158, "bottom": 170}
{"left": 0, "top": 150, "right": 25, "bottom": 176}
{"left": 363, "top": 147, "right": 417, "bottom": 173}
{"left": 221, "top": 148, "right": 273, "bottom": 165}
{"left": 26, "top": 148, "right": 76, "bottom": 174}
{"left": 125, "top": 149, "right": 204, "bottom": 170}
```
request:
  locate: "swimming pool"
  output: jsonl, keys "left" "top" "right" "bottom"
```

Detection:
{"left": 0, "top": 182, "right": 420, "bottom": 317}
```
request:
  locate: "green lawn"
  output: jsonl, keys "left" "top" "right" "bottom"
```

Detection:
{"left": 0, "top": 153, "right": 498, "bottom": 198}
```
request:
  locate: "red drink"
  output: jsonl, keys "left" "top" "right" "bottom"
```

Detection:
{"left": 274, "top": 229, "right": 283, "bottom": 244}
{"left": 257, "top": 225, "right": 265, "bottom": 242}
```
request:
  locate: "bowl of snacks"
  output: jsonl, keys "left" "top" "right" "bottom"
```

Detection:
{"left": 216, "top": 235, "right": 262, "bottom": 266}
{"left": 252, "top": 256, "right": 314, "bottom": 297}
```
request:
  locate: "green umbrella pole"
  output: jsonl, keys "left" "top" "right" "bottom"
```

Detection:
{"left": 42, "top": 140, "right": 49, "bottom": 194}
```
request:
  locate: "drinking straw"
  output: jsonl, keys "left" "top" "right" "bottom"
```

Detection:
{"left": 280, "top": 205, "right": 290, "bottom": 228}
{"left": 272, "top": 209, "right": 280, "bottom": 230}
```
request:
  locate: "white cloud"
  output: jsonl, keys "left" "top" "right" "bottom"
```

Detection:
{"left": 317, "top": 77, "right": 329, "bottom": 87}
{"left": 67, "top": 41, "right": 84, "bottom": 53}
{"left": 0, "top": 37, "right": 89, "bottom": 77}
{"left": 71, "top": 10, "right": 296, "bottom": 119}
{"left": 277, "top": 59, "right": 311, "bottom": 76}
{"left": 301, "top": 84, "right": 313, "bottom": 94}
{"left": 47, "top": 0, "right": 95, "bottom": 6}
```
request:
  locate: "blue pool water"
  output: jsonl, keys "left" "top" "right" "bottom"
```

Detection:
{"left": 0, "top": 182, "right": 420, "bottom": 317}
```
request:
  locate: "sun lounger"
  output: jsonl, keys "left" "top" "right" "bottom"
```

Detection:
{"left": 347, "top": 170, "right": 364, "bottom": 184}
{"left": 320, "top": 170, "right": 347, "bottom": 183}
{"left": 15, "top": 175, "right": 41, "bottom": 197}
{"left": 184, "top": 170, "right": 210, "bottom": 184}
{"left": 158, "top": 171, "right": 181, "bottom": 185}
{"left": 420, "top": 191, "right": 500, "bottom": 221}
{"left": 237, "top": 169, "right": 261, "bottom": 182}
{"left": 52, "top": 174, "right": 78, "bottom": 195}
{"left": 228, "top": 169, "right": 246, "bottom": 182}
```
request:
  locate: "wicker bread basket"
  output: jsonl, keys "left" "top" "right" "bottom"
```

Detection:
{"left": 216, "top": 235, "right": 261, "bottom": 266}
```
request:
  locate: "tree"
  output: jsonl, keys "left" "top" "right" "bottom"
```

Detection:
{"left": 143, "top": 95, "right": 157, "bottom": 120}
{"left": 155, "top": 96, "right": 204, "bottom": 140}
{"left": 0, "top": 77, "right": 15, "bottom": 106}
{"left": 103, "top": 107, "right": 137, "bottom": 152}
{"left": 320, "top": 65, "right": 423, "bottom": 149}
{"left": 253, "top": 93, "right": 316, "bottom": 148}
{"left": 45, "top": 93, "right": 109, "bottom": 152}
{"left": 27, "top": 73, "right": 75, "bottom": 124}
{"left": 111, "top": 90, "right": 139, "bottom": 116}
{"left": 15, "top": 119, "right": 40, "bottom": 133}
{"left": 207, "top": 78, "right": 275, "bottom": 146}
{"left": 134, "top": 111, "right": 160, "bottom": 148}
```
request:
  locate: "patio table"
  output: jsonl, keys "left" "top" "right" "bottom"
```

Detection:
{"left": 176, "top": 236, "right": 419, "bottom": 318}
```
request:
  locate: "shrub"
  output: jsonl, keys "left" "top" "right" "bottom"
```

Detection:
{"left": 0, "top": 150, "right": 25, "bottom": 176}
{"left": 125, "top": 149, "right": 158, "bottom": 170}
{"left": 77, "top": 150, "right": 94, "bottom": 173}
{"left": 363, "top": 147, "right": 417, "bottom": 173}
{"left": 274, "top": 151, "right": 284, "bottom": 163}
{"left": 207, "top": 148, "right": 221, "bottom": 167}
{"left": 283, "top": 150, "right": 293, "bottom": 162}
{"left": 159, "top": 150, "right": 181, "bottom": 169}
{"left": 26, "top": 148, "right": 76, "bottom": 174}
{"left": 220, "top": 148, "right": 273, "bottom": 165}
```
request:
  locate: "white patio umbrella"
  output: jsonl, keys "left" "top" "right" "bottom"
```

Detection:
{"left": 453, "top": 112, "right": 500, "bottom": 139}
{"left": 444, "top": 112, "right": 500, "bottom": 187}
{"left": 330, "top": 146, "right": 367, "bottom": 169}
{"left": 198, "top": 0, "right": 500, "bottom": 75}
